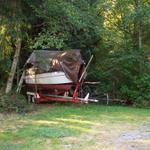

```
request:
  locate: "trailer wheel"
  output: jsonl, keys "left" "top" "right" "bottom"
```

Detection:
{"left": 31, "top": 95, "right": 36, "bottom": 103}
{"left": 27, "top": 92, "right": 36, "bottom": 103}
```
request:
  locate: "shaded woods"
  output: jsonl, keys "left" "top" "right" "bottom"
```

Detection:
{"left": 0, "top": 0, "right": 150, "bottom": 107}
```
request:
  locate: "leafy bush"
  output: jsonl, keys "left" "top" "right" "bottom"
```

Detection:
{"left": 132, "top": 74, "right": 150, "bottom": 107}
{"left": 92, "top": 48, "right": 150, "bottom": 107}
{"left": 116, "top": 74, "right": 149, "bottom": 106}
{"left": 0, "top": 92, "right": 28, "bottom": 113}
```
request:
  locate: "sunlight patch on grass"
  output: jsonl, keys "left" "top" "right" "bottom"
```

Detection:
{"left": 20, "top": 119, "right": 59, "bottom": 125}
{"left": 55, "top": 118, "right": 95, "bottom": 125}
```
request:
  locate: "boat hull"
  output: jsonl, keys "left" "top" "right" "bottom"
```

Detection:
{"left": 25, "top": 72, "right": 72, "bottom": 85}
{"left": 26, "top": 83, "right": 72, "bottom": 91}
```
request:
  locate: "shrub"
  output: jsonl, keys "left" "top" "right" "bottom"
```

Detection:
{"left": 92, "top": 48, "right": 150, "bottom": 107}
{"left": 0, "top": 92, "right": 28, "bottom": 113}
{"left": 119, "top": 74, "right": 150, "bottom": 107}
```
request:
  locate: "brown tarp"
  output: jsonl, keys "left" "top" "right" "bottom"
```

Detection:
{"left": 25, "top": 50, "right": 84, "bottom": 82}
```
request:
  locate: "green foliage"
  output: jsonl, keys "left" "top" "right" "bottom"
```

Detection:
{"left": 31, "top": 0, "right": 102, "bottom": 49}
{"left": 95, "top": 48, "right": 150, "bottom": 106}
{"left": 0, "top": 0, "right": 33, "bottom": 85}
{"left": 92, "top": 0, "right": 150, "bottom": 107}
{"left": 132, "top": 74, "right": 150, "bottom": 106}
{"left": 33, "top": 29, "right": 67, "bottom": 49}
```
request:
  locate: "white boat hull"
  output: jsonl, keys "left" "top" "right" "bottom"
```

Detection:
{"left": 25, "top": 72, "right": 72, "bottom": 85}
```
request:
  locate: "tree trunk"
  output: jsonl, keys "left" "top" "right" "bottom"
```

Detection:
{"left": 133, "top": 0, "right": 142, "bottom": 50}
{"left": 5, "top": 37, "right": 22, "bottom": 94}
{"left": 138, "top": 21, "right": 142, "bottom": 50}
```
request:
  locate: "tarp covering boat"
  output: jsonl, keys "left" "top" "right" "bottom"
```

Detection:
{"left": 25, "top": 50, "right": 84, "bottom": 82}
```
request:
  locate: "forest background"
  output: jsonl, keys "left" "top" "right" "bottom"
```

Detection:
{"left": 0, "top": 0, "right": 150, "bottom": 107}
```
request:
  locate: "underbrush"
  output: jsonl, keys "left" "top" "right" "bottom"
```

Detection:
{"left": 0, "top": 92, "right": 29, "bottom": 113}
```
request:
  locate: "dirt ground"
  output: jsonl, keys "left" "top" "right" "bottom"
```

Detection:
{"left": 61, "top": 122, "right": 150, "bottom": 150}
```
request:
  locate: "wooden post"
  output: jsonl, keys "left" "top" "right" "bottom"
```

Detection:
{"left": 16, "top": 71, "right": 25, "bottom": 93}
{"left": 5, "top": 37, "right": 22, "bottom": 93}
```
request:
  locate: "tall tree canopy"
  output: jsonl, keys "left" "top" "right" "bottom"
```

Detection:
{"left": 94, "top": 0, "right": 150, "bottom": 104}
{"left": 29, "top": 0, "right": 102, "bottom": 51}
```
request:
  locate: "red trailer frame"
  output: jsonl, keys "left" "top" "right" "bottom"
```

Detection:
{"left": 26, "top": 80, "right": 98, "bottom": 103}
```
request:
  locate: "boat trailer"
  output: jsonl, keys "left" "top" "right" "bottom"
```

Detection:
{"left": 26, "top": 79, "right": 99, "bottom": 104}
{"left": 17, "top": 51, "right": 108, "bottom": 104}
{"left": 25, "top": 55, "right": 99, "bottom": 104}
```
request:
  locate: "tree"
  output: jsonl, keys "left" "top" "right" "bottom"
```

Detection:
{"left": 29, "top": 0, "right": 102, "bottom": 52}
{"left": 94, "top": 0, "right": 150, "bottom": 104}
{"left": 0, "top": 0, "right": 31, "bottom": 93}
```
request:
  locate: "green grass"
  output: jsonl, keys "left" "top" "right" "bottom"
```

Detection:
{"left": 0, "top": 104, "right": 150, "bottom": 150}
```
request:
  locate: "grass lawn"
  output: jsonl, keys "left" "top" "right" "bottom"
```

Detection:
{"left": 0, "top": 103, "right": 150, "bottom": 150}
